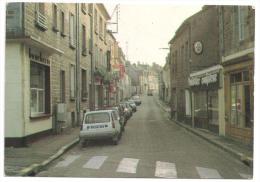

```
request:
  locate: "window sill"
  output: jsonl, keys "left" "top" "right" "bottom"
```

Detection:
{"left": 30, "top": 113, "right": 51, "bottom": 120}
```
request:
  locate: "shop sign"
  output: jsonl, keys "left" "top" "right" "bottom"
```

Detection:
{"left": 201, "top": 73, "right": 218, "bottom": 86}
{"left": 189, "top": 73, "right": 219, "bottom": 89}
{"left": 188, "top": 77, "right": 200, "bottom": 86}
{"left": 29, "top": 48, "right": 50, "bottom": 66}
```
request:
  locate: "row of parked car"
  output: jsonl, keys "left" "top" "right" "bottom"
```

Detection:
{"left": 79, "top": 95, "right": 142, "bottom": 146}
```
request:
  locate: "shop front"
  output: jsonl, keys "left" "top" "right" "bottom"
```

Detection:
{"left": 189, "top": 65, "right": 222, "bottom": 134}
{"left": 223, "top": 60, "right": 254, "bottom": 145}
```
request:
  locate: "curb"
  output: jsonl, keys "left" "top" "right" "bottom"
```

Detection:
{"left": 18, "top": 137, "right": 80, "bottom": 176}
{"left": 156, "top": 98, "right": 253, "bottom": 168}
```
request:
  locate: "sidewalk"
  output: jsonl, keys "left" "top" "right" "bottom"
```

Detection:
{"left": 155, "top": 97, "right": 253, "bottom": 168}
{"left": 4, "top": 127, "right": 80, "bottom": 176}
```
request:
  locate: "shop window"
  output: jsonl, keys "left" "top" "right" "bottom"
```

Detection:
{"left": 194, "top": 91, "right": 208, "bottom": 118}
{"left": 208, "top": 90, "right": 218, "bottom": 125}
{"left": 230, "top": 84, "right": 252, "bottom": 128}
{"left": 30, "top": 62, "right": 50, "bottom": 117}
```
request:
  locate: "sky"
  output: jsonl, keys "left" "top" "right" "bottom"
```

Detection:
{"left": 104, "top": 3, "right": 203, "bottom": 66}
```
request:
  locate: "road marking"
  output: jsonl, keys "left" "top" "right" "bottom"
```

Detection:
{"left": 55, "top": 155, "right": 80, "bottom": 167}
{"left": 239, "top": 173, "right": 253, "bottom": 179}
{"left": 196, "top": 167, "right": 222, "bottom": 179}
{"left": 83, "top": 156, "right": 108, "bottom": 169}
{"left": 116, "top": 158, "right": 139, "bottom": 174}
{"left": 155, "top": 161, "right": 177, "bottom": 178}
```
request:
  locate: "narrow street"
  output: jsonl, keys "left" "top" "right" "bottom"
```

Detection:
{"left": 36, "top": 95, "right": 252, "bottom": 178}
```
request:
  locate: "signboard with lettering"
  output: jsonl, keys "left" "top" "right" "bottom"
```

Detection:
{"left": 189, "top": 73, "right": 219, "bottom": 90}
{"left": 29, "top": 48, "right": 50, "bottom": 66}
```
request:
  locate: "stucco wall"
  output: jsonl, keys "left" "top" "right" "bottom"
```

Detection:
{"left": 5, "top": 43, "right": 24, "bottom": 137}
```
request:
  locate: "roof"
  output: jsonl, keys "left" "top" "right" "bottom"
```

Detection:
{"left": 86, "top": 110, "right": 113, "bottom": 114}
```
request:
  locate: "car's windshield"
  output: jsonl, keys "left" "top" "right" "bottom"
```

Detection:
{"left": 85, "top": 113, "right": 110, "bottom": 124}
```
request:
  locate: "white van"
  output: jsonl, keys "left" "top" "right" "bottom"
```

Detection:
{"left": 79, "top": 110, "right": 121, "bottom": 146}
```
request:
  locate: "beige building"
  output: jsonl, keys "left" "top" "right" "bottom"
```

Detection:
{"left": 5, "top": 3, "right": 112, "bottom": 147}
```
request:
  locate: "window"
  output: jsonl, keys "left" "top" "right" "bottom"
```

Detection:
{"left": 104, "top": 22, "right": 107, "bottom": 43}
{"left": 230, "top": 70, "right": 253, "bottom": 128}
{"left": 82, "top": 69, "right": 88, "bottom": 99}
{"left": 99, "top": 17, "right": 103, "bottom": 39}
{"left": 30, "top": 62, "right": 50, "bottom": 116}
{"left": 52, "top": 4, "right": 58, "bottom": 31}
{"left": 82, "top": 24, "right": 87, "bottom": 56}
{"left": 60, "top": 10, "right": 65, "bottom": 36}
{"left": 85, "top": 113, "right": 110, "bottom": 124}
{"left": 88, "top": 4, "right": 93, "bottom": 16}
{"left": 70, "top": 64, "right": 75, "bottom": 99}
{"left": 60, "top": 70, "right": 65, "bottom": 103}
{"left": 94, "top": 9, "right": 98, "bottom": 34}
{"left": 35, "top": 3, "right": 47, "bottom": 30}
{"left": 238, "top": 6, "right": 246, "bottom": 41}
{"left": 69, "top": 13, "right": 76, "bottom": 48}
{"left": 81, "top": 3, "right": 87, "bottom": 14}
{"left": 38, "top": 3, "right": 45, "bottom": 15}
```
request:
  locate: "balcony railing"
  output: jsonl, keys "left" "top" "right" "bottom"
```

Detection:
{"left": 35, "top": 11, "right": 48, "bottom": 31}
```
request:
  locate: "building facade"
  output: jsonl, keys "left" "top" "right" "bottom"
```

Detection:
{"left": 169, "top": 6, "right": 222, "bottom": 133}
{"left": 5, "top": 3, "right": 118, "bottom": 147}
{"left": 220, "top": 6, "right": 254, "bottom": 145}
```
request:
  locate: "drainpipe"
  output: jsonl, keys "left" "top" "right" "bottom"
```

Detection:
{"left": 90, "top": 4, "right": 95, "bottom": 111}
{"left": 75, "top": 3, "right": 81, "bottom": 126}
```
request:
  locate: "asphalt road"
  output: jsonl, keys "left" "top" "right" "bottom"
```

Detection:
{"left": 37, "top": 95, "right": 253, "bottom": 179}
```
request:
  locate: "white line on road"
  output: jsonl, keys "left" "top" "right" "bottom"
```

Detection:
{"left": 196, "top": 166, "right": 222, "bottom": 179}
{"left": 155, "top": 161, "right": 177, "bottom": 178}
{"left": 83, "top": 156, "right": 108, "bottom": 169}
{"left": 55, "top": 155, "right": 81, "bottom": 168}
{"left": 116, "top": 158, "right": 139, "bottom": 174}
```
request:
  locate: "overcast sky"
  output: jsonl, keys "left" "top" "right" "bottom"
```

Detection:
{"left": 105, "top": 4, "right": 202, "bottom": 66}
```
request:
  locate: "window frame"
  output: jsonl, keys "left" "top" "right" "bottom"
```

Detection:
{"left": 81, "top": 69, "right": 88, "bottom": 100}
{"left": 60, "top": 10, "right": 66, "bottom": 36}
{"left": 52, "top": 3, "right": 59, "bottom": 32}
{"left": 69, "top": 12, "right": 76, "bottom": 48}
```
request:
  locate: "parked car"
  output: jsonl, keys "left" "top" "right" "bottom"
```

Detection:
{"left": 147, "top": 90, "right": 153, "bottom": 96}
{"left": 105, "top": 106, "right": 125, "bottom": 132}
{"left": 121, "top": 102, "right": 132, "bottom": 120}
{"left": 127, "top": 100, "right": 137, "bottom": 112}
{"left": 79, "top": 110, "right": 121, "bottom": 146}
{"left": 131, "top": 95, "right": 141, "bottom": 105}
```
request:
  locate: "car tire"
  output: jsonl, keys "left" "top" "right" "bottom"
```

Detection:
{"left": 79, "top": 139, "right": 85, "bottom": 148}
{"left": 112, "top": 136, "right": 118, "bottom": 145}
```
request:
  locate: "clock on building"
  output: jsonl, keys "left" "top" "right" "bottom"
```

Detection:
{"left": 193, "top": 41, "right": 203, "bottom": 55}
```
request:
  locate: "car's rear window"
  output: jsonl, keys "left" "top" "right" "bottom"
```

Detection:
{"left": 85, "top": 113, "right": 110, "bottom": 124}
